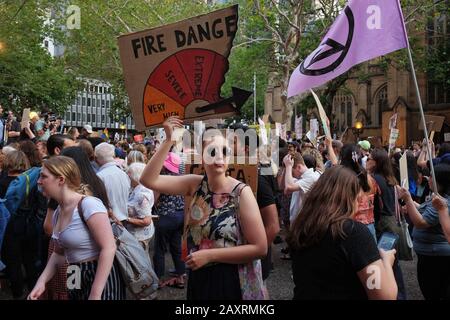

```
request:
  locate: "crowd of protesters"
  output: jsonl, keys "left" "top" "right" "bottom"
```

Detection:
{"left": 0, "top": 106, "right": 449, "bottom": 300}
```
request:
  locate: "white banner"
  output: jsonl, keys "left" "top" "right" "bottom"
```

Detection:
{"left": 258, "top": 117, "right": 268, "bottom": 146}
{"left": 295, "top": 115, "right": 302, "bottom": 139}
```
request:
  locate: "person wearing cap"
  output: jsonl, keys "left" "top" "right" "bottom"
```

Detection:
{"left": 80, "top": 124, "right": 93, "bottom": 140}
{"left": 151, "top": 151, "right": 186, "bottom": 289}
{"left": 358, "top": 140, "right": 371, "bottom": 169}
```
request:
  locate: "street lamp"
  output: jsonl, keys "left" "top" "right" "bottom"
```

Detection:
{"left": 352, "top": 121, "right": 364, "bottom": 142}
{"left": 0, "top": 41, "right": 6, "bottom": 53}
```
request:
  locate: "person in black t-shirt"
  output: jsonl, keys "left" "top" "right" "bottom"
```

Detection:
{"left": 5, "top": 111, "right": 21, "bottom": 145}
{"left": 288, "top": 166, "right": 398, "bottom": 300}
{"left": 257, "top": 163, "right": 280, "bottom": 280}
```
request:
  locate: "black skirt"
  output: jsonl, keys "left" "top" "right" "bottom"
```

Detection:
{"left": 68, "top": 259, "right": 125, "bottom": 300}
{"left": 187, "top": 263, "right": 242, "bottom": 300}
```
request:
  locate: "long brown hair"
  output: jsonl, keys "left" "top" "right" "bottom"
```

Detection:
{"left": 287, "top": 166, "right": 361, "bottom": 250}
{"left": 371, "top": 148, "right": 398, "bottom": 186}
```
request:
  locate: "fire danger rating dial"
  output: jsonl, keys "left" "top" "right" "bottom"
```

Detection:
{"left": 143, "top": 48, "right": 228, "bottom": 126}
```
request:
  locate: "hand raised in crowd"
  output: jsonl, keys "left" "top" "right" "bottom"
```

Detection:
{"left": 395, "top": 185, "right": 412, "bottom": 203}
{"left": 325, "top": 135, "right": 332, "bottom": 148}
{"left": 283, "top": 154, "right": 294, "bottom": 168}
{"left": 185, "top": 250, "right": 211, "bottom": 271}
{"left": 432, "top": 194, "right": 448, "bottom": 212}
{"left": 379, "top": 248, "right": 396, "bottom": 267}
{"left": 162, "top": 116, "right": 183, "bottom": 142}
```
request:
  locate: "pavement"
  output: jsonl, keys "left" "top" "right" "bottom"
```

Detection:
{"left": 0, "top": 235, "right": 423, "bottom": 300}
{"left": 154, "top": 236, "right": 424, "bottom": 300}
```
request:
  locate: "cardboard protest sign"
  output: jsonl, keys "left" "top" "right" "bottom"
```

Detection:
{"left": 400, "top": 152, "right": 409, "bottom": 190}
{"left": 310, "top": 89, "right": 331, "bottom": 140}
{"left": 389, "top": 113, "right": 398, "bottom": 130}
{"left": 21, "top": 108, "right": 30, "bottom": 130}
{"left": 118, "top": 5, "right": 250, "bottom": 130}
{"left": 309, "top": 119, "right": 319, "bottom": 143}
{"left": 444, "top": 133, "right": 450, "bottom": 142}
{"left": 274, "top": 122, "right": 280, "bottom": 137}
{"left": 388, "top": 128, "right": 399, "bottom": 154}
{"left": 258, "top": 117, "right": 268, "bottom": 146}
{"left": 280, "top": 124, "right": 287, "bottom": 141}
{"left": 418, "top": 115, "right": 445, "bottom": 132}
{"left": 295, "top": 115, "right": 303, "bottom": 139}
{"left": 133, "top": 134, "right": 144, "bottom": 143}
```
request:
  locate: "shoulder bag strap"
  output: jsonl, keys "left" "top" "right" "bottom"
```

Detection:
{"left": 77, "top": 196, "right": 87, "bottom": 227}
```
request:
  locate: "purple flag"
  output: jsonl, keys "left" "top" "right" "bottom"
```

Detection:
{"left": 288, "top": 0, "right": 408, "bottom": 98}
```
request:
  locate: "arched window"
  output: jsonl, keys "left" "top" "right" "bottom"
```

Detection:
{"left": 332, "top": 93, "right": 354, "bottom": 132}
{"left": 371, "top": 85, "right": 387, "bottom": 126}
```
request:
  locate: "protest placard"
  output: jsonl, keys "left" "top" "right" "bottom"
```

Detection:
{"left": 118, "top": 5, "right": 247, "bottom": 129}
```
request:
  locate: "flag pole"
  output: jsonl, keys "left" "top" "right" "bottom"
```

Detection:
{"left": 396, "top": 0, "right": 437, "bottom": 193}
{"left": 253, "top": 72, "right": 257, "bottom": 124}
{"left": 405, "top": 38, "right": 438, "bottom": 193}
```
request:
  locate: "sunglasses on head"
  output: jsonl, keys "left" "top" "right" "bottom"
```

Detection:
{"left": 206, "top": 146, "right": 232, "bottom": 158}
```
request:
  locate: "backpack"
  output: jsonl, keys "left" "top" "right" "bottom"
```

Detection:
{"left": 0, "top": 167, "right": 42, "bottom": 271}
{"left": 77, "top": 198, "right": 159, "bottom": 299}
{"left": 4, "top": 167, "right": 41, "bottom": 215}
{"left": 0, "top": 199, "right": 10, "bottom": 271}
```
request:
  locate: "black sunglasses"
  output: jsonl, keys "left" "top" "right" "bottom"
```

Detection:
{"left": 207, "top": 146, "right": 232, "bottom": 158}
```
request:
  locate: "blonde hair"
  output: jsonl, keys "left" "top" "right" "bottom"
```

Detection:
{"left": 132, "top": 144, "right": 147, "bottom": 156}
{"left": 43, "top": 156, "right": 92, "bottom": 195}
{"left": 127, "top": 150, "right": 145, "bottom": 166}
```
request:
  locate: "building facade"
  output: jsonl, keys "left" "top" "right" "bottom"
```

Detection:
{"left": 62, "top": 79, "right": 135, "bottom": 134}
{"left": 265, "top": 2, "right": 449, "bottom": 146}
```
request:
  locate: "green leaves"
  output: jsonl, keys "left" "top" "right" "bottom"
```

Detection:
{"left": 0, "top": 0, "right": 79, "bottom": 115}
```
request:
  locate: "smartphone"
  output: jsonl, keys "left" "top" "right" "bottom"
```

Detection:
{"left": 377, "top": 232, "right": 399, "bottom": 251}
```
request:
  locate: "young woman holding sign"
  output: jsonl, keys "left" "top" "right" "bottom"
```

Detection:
{"left": 140, "top": 116, "right": 267, "bottom": 300}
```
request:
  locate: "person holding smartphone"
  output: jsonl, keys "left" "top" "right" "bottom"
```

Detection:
{"left": 396, "top": 163, "right": 450, "bottom": 300}
{"left": 288, "top": 166, "right": 397, "bottom": 300}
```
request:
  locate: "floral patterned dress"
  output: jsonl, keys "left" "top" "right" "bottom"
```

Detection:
{"left": 183, "top": 175, "right": 268, "bottom": 300}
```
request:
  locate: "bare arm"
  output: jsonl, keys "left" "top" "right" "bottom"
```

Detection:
{"left": 417, "top": 148, "right": 428, "bottom": 169}
{"left": 357, "top": 251, "right": 398, "bottom": 300}
{"left": 128, "top": 216, "right": 152, "bottom": 227}
{"left": 140, "top": 117, "right": 202, "bottom": 196}
{"left": 433, "top": 195, "right": 450, "bottom": 243}
{"left": 28, "top": 251, "right": 66, "bottom": 299}
{"left": 43, "top": 208, "right": 54, "bottom": 237}
{"left": 283, "top": 157, "right": 301, "bottom": 194}
{"left": 8, "top": 130, "right": 20, "bottom": 138}
{"left": 397, "top": 186, "right": 430, "bottom": 229}
{"left": 417, "top": 142, "right": 435, "bottom": 169}
{"left": 186, "top": 186, "right": 267, "bottom": 269}
{"left": 260, "top": 204, "right": 280, "bottom": 245}
{"left": 86, "top": 213, "right": 117, "bottom": 300}
{"left": 325, "top": 136, "right": 338, "bottom": 166}
{"left": 277, "top": 167, "right": 286, "bottom": 191}
{"left": 438, "top": 209, "right": 450, "bottom": 243}
{"left": 127, "top": 191, "right": 153, "bottom": 227}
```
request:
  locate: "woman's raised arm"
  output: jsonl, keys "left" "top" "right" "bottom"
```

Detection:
{"left": 140, "top": 117, "right": 202, "bottom": 197}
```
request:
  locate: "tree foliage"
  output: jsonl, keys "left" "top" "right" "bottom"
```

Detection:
{"left": 56, "top": 0, "right": 210, "bottom": 122}
{"left": 0, "top": 0, "right": 80, "bottom": 115}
